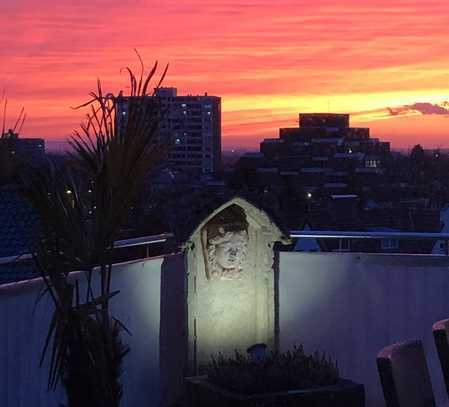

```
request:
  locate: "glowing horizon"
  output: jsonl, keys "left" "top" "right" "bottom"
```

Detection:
{"left": 2, "top": 0, "right": 449, "bottom": 150}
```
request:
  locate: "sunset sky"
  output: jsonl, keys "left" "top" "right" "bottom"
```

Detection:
{"left": 1, "top": 0, "right": 449, "bottom": 150}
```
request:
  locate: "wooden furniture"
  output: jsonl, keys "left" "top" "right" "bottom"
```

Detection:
{"left": 433, "top": 318, "right": 449, "bottom": 398}
{"left": 376, "top": 339, "right": 436, "bottom": 407}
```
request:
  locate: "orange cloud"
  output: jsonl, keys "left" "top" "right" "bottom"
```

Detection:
{"left": 1, "top": 0, "right": 449, "bottom": 149}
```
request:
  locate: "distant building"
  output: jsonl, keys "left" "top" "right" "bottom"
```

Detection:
{"left": 117, "top": 88, "right": 221, "bottom": 175}
{"left": 0, "top": 130, "right": 45, "bottom": 178}
{"left": 299, "top": 113, "right": 350, "bottom": 128}
{"left": 262, "top": 113, "right": 389, "bottom": 163}
{"left": 0, "top": 184, "right": 40, "bottom": 283}
{"left": 240, "top": 113, "right": 391, "bottom": 196}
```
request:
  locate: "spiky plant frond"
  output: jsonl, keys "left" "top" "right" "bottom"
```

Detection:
{"left": 0, "top": 92, "right": 27, "bottom": 138}
{"left": 22, "top": 55, "right": 168, "bottom": 406}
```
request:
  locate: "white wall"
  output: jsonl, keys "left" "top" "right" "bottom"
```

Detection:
{"left": 5, "top": 250, "right": 449, "bottom": 407}
{"left": 0, "top": 257, "right": 163, "bottom": 407}
{"left": 279, "top": 252, "right": 449, "bottom": 407}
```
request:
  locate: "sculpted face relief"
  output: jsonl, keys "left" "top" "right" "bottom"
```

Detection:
{"left": 207, "top": 227, "right": 248, "bottom": 280}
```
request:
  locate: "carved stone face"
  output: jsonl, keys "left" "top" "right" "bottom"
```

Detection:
{"left": 215, "top": 233, "right": 246, "bottom": 270}
{"left": 208, "top": 228, "right": 248, "bottom": 280}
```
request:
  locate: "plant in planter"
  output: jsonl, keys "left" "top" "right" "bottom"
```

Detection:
{"left": 187, "top": 345, "right": 365, "bottom": 407}
{"left": 22, "top": 54, "right": 168, "bottom": 407}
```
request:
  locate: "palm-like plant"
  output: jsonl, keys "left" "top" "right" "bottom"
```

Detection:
{"left": 22, "top": 56, "right": 168, "bottom": 407}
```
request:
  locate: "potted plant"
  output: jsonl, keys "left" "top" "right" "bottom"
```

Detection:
{"left": 22, "top": 54, "right": 168, "bottom": 406}
{"left": 186, "top": 345, "right": 364, "bottom": 407}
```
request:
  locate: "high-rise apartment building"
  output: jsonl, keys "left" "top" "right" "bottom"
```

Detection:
{"left": 117, "top": 88, "right": 221, "bottom": 175}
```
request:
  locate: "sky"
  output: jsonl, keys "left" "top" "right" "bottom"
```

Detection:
{"left": 1, "top": 0, "right": 449, "bottom": 150}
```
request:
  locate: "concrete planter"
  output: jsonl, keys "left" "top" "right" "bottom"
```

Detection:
{"left": 186, "top": 375, "right": 365, "bottom": 407}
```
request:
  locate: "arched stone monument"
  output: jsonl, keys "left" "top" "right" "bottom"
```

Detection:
{"left": 184, "top": 197, "right": 288, "bottom": 372}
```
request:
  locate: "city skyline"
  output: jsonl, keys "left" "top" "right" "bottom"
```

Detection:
{"left": 2, "top": 0, "right": 449, "bottom": 149}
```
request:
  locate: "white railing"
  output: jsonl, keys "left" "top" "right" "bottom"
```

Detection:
{"left": 113, "top": 233, "right": 173, "bottom": 248}
{"left": 290, "top": 230, "right": 448, "bottom": 254}
{"left": 290, "top": 230, "right": 449, "bottom": 240}
{"left": 1, "top": 229, "right": 446, "bottom": 267}
{"left": 0, "top": 233, "right": 174, "bottom": 266}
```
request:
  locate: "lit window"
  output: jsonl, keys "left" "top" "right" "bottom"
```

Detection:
{"left": 366, "top": 160, "right": 380, "bottom": 168}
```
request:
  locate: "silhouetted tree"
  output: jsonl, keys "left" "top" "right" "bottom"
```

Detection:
{"left": 410, "top": 144, "right": 425, "bottom": 163}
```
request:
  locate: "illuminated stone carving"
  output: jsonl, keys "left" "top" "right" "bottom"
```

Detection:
{"left": 206, "top": 227, "right": 248, "bottom": 280}
{"left": 186, "top": 198, "right": 290, "bottom": 371}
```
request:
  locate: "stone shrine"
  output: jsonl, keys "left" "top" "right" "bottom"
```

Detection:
{"left": 185, "top": 197, "right": 288, "bottom": 371}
